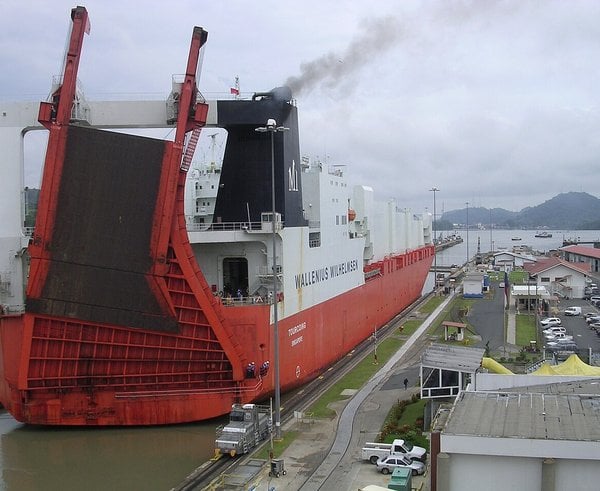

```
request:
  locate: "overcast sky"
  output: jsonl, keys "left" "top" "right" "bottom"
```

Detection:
{"left": 3, "top": 0, "right": 600, "bottom": 213}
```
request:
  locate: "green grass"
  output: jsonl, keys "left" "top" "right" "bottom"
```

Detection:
{"left": 379, "top": 398, "right": 429, "bottom": 449}
{"left": 254, "top": 431, "right": 299, "bottom": 460}
{"left": 419, "top": 296, "right": 445, "bottom": 314}
{"left": 508, "top": 270, "right": 528, "bottom": 284}
{"left": 397, "top": 398, "right": 427, "bottom": 426}
{"left": 487, "top": 271, "right": 502, "bottom": 281}
{"left": 307, "top": 337, "right": 403, "bottom": 418}
{"left": 515, "top": 314, "right": 537, "bottom": 346}
{"left": 399, "top": 319, "right": 422, "bottom": 336}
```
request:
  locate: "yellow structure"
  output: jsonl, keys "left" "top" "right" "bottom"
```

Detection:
{"left": 482, "top": 357, "right": 514, "bottom": 374}
{"left": 532, "top": 354, "right": 600, "bottom": 376}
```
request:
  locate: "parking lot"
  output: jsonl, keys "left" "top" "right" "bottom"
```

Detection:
{"left": 543, "top": 298, "right": 600, "bottom": 354}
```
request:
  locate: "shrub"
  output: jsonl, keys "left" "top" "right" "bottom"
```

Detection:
{"left": 378, "top": 396, "right": 429, "bottom": 450}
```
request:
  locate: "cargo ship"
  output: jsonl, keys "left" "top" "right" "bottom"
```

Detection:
{"left": 0, "top": 7, "right": 433, "bottom": 425}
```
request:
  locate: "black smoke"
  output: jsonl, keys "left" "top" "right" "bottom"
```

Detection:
{"left": 285, "top": 16, "right": 402, "bottom": 96}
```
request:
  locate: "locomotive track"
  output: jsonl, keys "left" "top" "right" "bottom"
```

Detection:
{"left": 173, "top": 291, "right": 437, "bottom": 490}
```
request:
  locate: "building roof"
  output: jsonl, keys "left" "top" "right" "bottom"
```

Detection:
{"left": 421, "top": 343, "right": 485, "bottom": 372}
{"left": 493, "top": 251, "right": 535, "bottom": 261}
{"left": 501, "top": 378, "right": 600, "bottom": 394}
{"left": 510, "top": 284, "right": 549, "bottom": 298}
{"left": 560, "top": 244, "right": 600, "bottom": 260}
{"left": 444, "top": 390, "right": 600, "bottom": 442}
{"left": 523, "top": 256, "right": 591, "bottom": 277}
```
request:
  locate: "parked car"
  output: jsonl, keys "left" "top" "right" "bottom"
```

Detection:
{"left": 546, "top": 341, "right": 578, "bottom": 352}
{"left": 564, "top": 306, "right": 582, "bottom": 316}
{"left": 589, "top": 323, "right": 600, "bottom": 332}
{"left": 544, "top": 332, "right": 573, "bottom": 341}
{"left": 543, "top": 326, "right": 566, "bottom": 335}
{"left": 376, "top": 455, "right": 426, "bottom": 476}
{"left": 540, "top": 317, "right": 562, "bottom": 327}
{"left": 361, "top": 438, "right": 427, "bottom": 464}
{"left": 547, "top": 338, "right": 577, "bottom": 347}
{"left": 590, "top": 296, "right": 600, "bottom": 303}
{"left": 586, "top": 316, "right": 600, "bottom": 325}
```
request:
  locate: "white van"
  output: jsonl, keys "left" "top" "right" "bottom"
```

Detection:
{"left": 564, "top": 306, "right": 581, "bottom": 316}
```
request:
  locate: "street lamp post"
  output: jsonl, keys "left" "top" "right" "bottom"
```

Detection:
{"left": 465, "top": 201, "right": 469, "bottom": 267}
{"left": 430, "top": 187, "right": 439, "bottom": 292}
{"left": 255, "top": 119, "right": 288, "bottom": 440}
{"left": 489, "top": 208, "right": 493, "bottom": 253}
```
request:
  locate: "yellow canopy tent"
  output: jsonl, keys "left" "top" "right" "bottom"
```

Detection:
{"left": 531, "top": 362, "right": 557, "bottom": 375}
{"left": 531, "top": 354, "right": 600, "bottom": 376}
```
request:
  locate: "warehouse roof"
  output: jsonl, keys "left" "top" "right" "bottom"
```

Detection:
{"left": 421, "top": 343, "right": 485, "bottom": 372}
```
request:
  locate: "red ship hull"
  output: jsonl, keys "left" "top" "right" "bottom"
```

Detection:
{"left": 0, "top": 248, "right": 431, "bottom": 425}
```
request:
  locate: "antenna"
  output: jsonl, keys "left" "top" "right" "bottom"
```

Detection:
{"left": 208, "top": 133, "right": 218, "bottom": 168}
{"left": 231, "top": 76, "right": 240, "bottom": 98}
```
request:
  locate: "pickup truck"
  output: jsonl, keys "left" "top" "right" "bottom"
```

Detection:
{"left": 361, "top": 438, "right": 426, "bottom": 464}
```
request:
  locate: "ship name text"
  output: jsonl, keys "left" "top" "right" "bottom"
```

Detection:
{"left": 294, "top": 259, "right": 360, "bottom": 290}
{"left": 289, "top": 321, "right": 307, "bottom": 347}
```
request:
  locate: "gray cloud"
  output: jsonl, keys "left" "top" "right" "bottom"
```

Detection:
{"left": 4, "top": 0, "right": 600, "bottom": 214}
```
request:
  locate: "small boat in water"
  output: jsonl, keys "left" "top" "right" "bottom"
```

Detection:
{"left": 511, "top": 237, "right": 522, "bottom": 241}
{"left": 535, "top": 231, "right": 553, "bottom": 238}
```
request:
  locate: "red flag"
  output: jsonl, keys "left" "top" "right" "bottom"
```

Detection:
{"left": 230, "top": 87, "right": 239, "bottom": 95}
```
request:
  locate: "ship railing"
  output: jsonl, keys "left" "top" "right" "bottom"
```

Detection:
{"left": 187, "top": 221, "right": 264, "bottom": 232}
{"left": 364, "top": 268, "right": 381, "bottom": 281}
{"left": 220, "top": 295, "right": 268, "bottom": 306}
{"left": 219, "top": 292, "right": 282, "bottom": 307}
{"left": 114, "top": 377, "right": 264, "bottom": 398}
{"left": 0, "top": 303, "right": 25, "bottom": 315}
{"left": 257, "top": 266, "right": 284, "bottom": 280}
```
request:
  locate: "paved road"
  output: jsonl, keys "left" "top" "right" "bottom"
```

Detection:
{"left": 468, "top": 280, "right": 511, "bottom": 355}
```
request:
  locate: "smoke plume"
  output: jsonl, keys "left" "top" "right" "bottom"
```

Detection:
{"left": 285, "top": 16, "right": 402, "bottom": 96}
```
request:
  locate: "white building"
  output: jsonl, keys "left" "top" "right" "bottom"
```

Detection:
{"left": 463, "top": 272, "right": 485, "bottom": 298}
{"left": 432, "top": 383, "right": 600, "bottom": 491}
{"left": 493, "top": 251, "right": 536, "bottom": 271}
{"left": 560, "top": 245, "right": 600, "bottom": 274}
{"left": 524, "top": 257, "right": 591, "bottom": 299}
